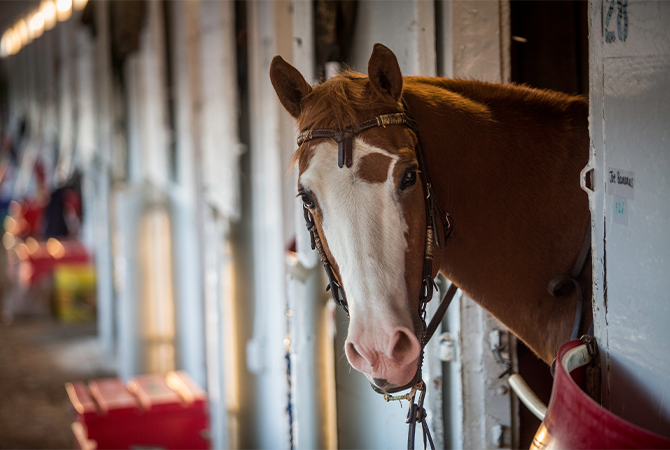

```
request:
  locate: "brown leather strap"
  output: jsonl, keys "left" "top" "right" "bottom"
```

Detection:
{"left": 423, "top": 283, "right": 459, "bottom": 346}
{"left": 297, "top": 113, "right": 407, "bottom": 168}
{"left": 548, "top": 224, "right": 591, "bottom": 340}
{"left": 303, "top": 203, "right": 349, "bottom": 313}
{"left": 406, "top": 383, "right": 435, "bottom": 450}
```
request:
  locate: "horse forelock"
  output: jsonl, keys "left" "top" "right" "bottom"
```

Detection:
{"left": 290, "top": 70, "right": 401, "bottom": 173}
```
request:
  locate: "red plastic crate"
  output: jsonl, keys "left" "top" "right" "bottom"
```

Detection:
{"left": 66, "top": 371, "right": 209, "bottom": 450}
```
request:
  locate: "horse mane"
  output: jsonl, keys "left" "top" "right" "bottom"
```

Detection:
{"left": 290, "top": 72, "right": 587, "bottom": 171}
{"left": 406, "top": 77, "right": 587, "bottom": 123}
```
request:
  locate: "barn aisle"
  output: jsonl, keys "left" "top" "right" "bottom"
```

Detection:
{"left": 0, "top": 318, "right": 115, "bottom": 449}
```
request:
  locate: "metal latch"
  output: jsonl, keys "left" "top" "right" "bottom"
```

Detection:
{"left": 439, "top": 332, "right": 457, "bottom": 362}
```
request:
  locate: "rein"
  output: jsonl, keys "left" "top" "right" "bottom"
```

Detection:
{"left": 298, "top": 102, "right": 455, "bottom": 450}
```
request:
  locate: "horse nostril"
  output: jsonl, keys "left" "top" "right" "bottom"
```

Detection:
{"left": 345, "top": 341, "right": 376, "bottom": 373}
{"left": 389, "top": 328, "right": 420, "bottom": 366}
{"left": 345, "top": 341, "right": 374, "bottom": 373}
{"left": 346, "top": 341, "right": 360, "bottom": 360}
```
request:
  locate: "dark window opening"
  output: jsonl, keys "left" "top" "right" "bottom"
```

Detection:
{"left": 511, "top": 0, "right": 588, "bottom": 95}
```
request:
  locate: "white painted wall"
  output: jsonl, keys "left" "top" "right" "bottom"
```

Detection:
{"left": 349, "top": 0, "right": 436, "bottom": 76}
{"left": 589, "top": 0, "right": 670, "bottom": 438}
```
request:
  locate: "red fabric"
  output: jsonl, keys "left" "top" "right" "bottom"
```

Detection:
{"left": 18, "top": 200, "right": 44, "bottom": 237}
{"left": 67, "top": 373, "right": 209, "bottom": 450}
{"left": 543, "top": 340, "right": 670, "bottom": 448}
{"left": 24, "top": 239, "right": 90, "bottom": 286}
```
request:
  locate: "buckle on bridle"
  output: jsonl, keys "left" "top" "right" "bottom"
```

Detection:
{"left": 383, "top": 381, "right": 422, "bottom": 403}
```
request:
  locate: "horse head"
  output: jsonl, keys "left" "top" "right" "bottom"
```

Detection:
{"left": 270, "top": 44, "right": 439, "bottom": 391}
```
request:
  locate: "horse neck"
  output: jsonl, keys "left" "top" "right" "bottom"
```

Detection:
{"left": 404, "top": 78, "right": 591, "bottom": 363}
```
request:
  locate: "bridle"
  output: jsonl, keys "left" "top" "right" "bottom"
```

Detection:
{"left": 298, "top": 100, "right": 457, "bottom": 450}
{"left": 297, "top": 98, "right": 593, "bottom": 449}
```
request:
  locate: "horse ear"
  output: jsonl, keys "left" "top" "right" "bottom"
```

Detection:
{"left": 367, "top": 43, "right": 403, "bottom": 102}
{"left": 270, "top": 56, "right": 312, "bottom": 119}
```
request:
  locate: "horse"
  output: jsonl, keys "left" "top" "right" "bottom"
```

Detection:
{"left": 270, "top": 43, "right": 591, "bottom": 394}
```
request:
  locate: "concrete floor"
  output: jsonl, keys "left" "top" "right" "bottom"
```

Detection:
{"left": 0, "top": 318, "right": 115, "bottom": 449}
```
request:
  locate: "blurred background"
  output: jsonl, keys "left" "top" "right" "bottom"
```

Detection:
{"left": 0, "top": 0, "right": 594, "bottom": 449}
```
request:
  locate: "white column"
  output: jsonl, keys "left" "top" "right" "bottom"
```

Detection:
{"left": 75, "top": 24, "right": 96, "bottom": 253}
{"left": 199, "top": 0, "right": 243, "bottom": 219}
{"left": 167, "top": 0, "right": 207, "bottom": 394}
{"left": 92, "top": 0, "right": 116, "bottom": 355}
{"left": 116, "top": 0, "right": 175, "bottom": 381}
{"left": 247, "top": 1, "right": 290, "bottom": 447}
{"left": 198, "top": 1, "right": 244, "bottom": 448}
{"left": 142, "top": 0, "right": 170, "bottom": 188}
{"left": 42, "top": 27, "right": 58, "bottom": 153}
{"left": 451, "top": 0, "right": 510, "bottom": 82}
{"left": 56, "top": 20, "right": 75, "bottom": 185}
{"left": 76, "top": 29, "right": 95, "bottom": 166}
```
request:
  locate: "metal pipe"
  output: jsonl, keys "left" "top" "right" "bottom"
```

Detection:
{"left": 508, "top": 374, "right": 547, "bottom": 421}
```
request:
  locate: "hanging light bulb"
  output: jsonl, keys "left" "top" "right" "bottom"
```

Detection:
{"left": 1, "top": 31, "right": 11, "bottom": 58}
{"left": 56, "top": 0, "right": 72, "bottom": 22}
{"left": 2, "top": 29, "right": 21, "bottom": 56}
{"left": 15, "top": 19, "right": 31, "bottom": 46}
{"left": 29, "top": 11, "right": 45, "bottom": 40}
{"left": 10, "top": 29, "right": 21, "bottom": 55}
{"left": 40, "top": 1, "right": 57, "bottom": 31}
{"left": 73, "top": 0, "right": 88, "bottom": 11}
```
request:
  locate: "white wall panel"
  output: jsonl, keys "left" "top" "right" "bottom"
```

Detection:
{"left": 349, "top": 0, "right": 435, "bottom": 76}
{"left": 590, "top": 0, "right": 670, "bottom": 437}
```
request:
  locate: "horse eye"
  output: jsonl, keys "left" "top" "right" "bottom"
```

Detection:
{"left": 299, "top": 192, "right": 315, "bottom": 208}
{"left": 401, "top": 170, "right": 417, "bottom": 190}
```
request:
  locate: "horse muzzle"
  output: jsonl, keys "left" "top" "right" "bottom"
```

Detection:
{"left": 345, "top": 326, "right": 422, "bottom": 389}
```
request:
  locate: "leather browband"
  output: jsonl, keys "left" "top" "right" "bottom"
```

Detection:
{"left": 297, "top": 113, "right": 407, "bottom": 168}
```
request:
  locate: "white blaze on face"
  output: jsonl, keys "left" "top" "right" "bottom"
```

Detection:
{"left": 299, "top": 140, "right": 410, "bottom": 323}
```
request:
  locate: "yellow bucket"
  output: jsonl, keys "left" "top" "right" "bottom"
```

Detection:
{"left": 53, "top": 264, "right": 96, "bottom": 322}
